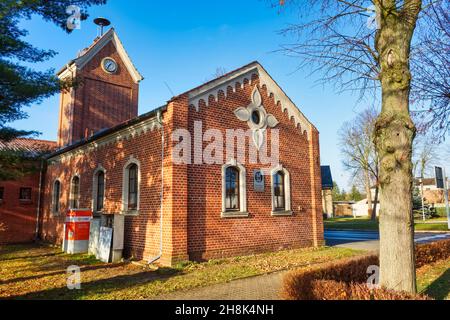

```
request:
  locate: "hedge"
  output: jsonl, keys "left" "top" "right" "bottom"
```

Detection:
{"left": 282, "top": 239, "right": 450, "bottom": 300}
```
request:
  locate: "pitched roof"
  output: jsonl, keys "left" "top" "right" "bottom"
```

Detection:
{"left": 47, "top": 106, "right": 166, "bottom": 160}
{"left": 57, "top": 28, "right": 143, "bottom": 83}
{"left": 321, "top": 166, "right": 334, "bottom": 190}
{"left": 414, "top": 178, "right": 437, "bottom": 186}
{"left": 0, "top": 138, "right": 57, "bottom": 157}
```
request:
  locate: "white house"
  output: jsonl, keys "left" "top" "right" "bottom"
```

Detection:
{"left": 352, "top": 188, "right": 380, "bottom": 217}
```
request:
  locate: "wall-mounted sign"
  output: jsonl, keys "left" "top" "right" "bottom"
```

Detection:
{"left": 254, "top": 169, "right": 265, "bottom": 192}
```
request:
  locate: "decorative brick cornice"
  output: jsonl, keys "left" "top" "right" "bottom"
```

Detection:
{"left": 187, "top": 62, "right": 313, "bottom": 140}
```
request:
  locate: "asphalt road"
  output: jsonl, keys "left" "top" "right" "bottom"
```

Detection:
{"left": 324, "top": 230, "right": 450, "bottom": 251}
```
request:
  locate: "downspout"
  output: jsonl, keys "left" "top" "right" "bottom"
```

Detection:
{"left": 34, "top": 159, "right": 45, "bottom": 241}
{"left": 148, "top": 110, "right": 164, "bottom": 264}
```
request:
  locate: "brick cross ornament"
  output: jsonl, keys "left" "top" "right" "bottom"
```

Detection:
{"left": 234, "top": 86, "right": 279, "bottom": 150}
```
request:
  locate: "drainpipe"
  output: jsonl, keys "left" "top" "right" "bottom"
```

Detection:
{"left": 34, "top": 159, "right": 45, "bottom": 241}
{"left": 148, "top": 110, "right": 164, "bottom": 264}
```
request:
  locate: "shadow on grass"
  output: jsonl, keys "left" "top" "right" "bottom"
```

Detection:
{"left": 423, "top": 269, "right": 450, "bottom": 300}
{"left": 0, "top": 252, "right": 63, "bottom": 262}
{"left": 6, "top": 266, "right": 183, "bottom": 300}
{"left": 0, "top": 263, "right": 127, "bottom": 286}
{"left": 0, "top": 244, "right": 47, "bottom": 256}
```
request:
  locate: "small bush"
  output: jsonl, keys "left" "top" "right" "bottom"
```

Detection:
{"left": 282, "top": 239, "right": 450, "bottom": 300}
{"left": 309, "top": 280, "right": 430, "bottom": 300}
{"left": 416, "top": 239, "right": 450, "bottom": 268}
{"left": 282, "top": 255, "right": 379, "bottom": 300}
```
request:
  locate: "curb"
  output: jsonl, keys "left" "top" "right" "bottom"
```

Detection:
{"left": 324, "top": 229, "right": 378, "bottom": 233}
{"left": 414, "top": 230, "right": 450, "bottom": 234}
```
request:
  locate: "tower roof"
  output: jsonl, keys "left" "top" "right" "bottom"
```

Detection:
{"left": 57, "top": 28, "right": 143, "bottom": 83}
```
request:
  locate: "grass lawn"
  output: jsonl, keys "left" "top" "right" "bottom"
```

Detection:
{"left": 0, "top": 244, "right": 361, "bottom": 300}
{"left": 324, "top": 217, "right": 449, "bottom": 232}
{"left": 417, "top": 257, "right": 450, "bottom": 300}
{"left": 324, "top": 217, "right": 379, "bottom": 231}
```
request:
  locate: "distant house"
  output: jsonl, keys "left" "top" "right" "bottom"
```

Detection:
{"left": 333, "top": 201, "right": 355, "bottom": 217}
{"left": 352, "top": 188, "right": 380, "bottom": 217}
{"left": 415, "top": 178, "right": 450, "bottom": 205}
{"left": 321, "top": 166, "right": 333, "bottom": 218}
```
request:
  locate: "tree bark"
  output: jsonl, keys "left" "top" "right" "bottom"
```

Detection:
{"left": 374, "top": 0, "right": 421, "bottom": 294}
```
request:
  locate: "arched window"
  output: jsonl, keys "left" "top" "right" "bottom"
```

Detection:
{"left": 221, "top": 160, "right": 247, "bottom": 217}
{"left": 225, "top": 167, "right": 240, "bottom": 211}
{"left": 122, "top": 159, "right": 140, "bottom": 214}
{"left": 52, "top": 180, "right": 61, "bottom": 215}
{"left": 271, "top": 165, "right": 292, "bottom": 216}
{"left": 70, "top": 176, "right": 80, "bottom": 209}
{"left": 93, "top": 170, "right": 105, "bottom": 213}
{"left": 273, "top": 171, "right": 285, "bottom": 211}
{"left": 128, "top": 164, "right": 138, "bottom": 210}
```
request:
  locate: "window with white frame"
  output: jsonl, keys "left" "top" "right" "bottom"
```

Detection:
{"left": 93, "top": 169, "right": 105, "bottom": 213}
{"left": 225, "top": 167, "right": 240, "bottom": 211}
{"left": 122, "top": 158, "right": 140, "bottom": 214}
{"left": 69, "top": 176, "right": 80, "bottom": 209}
{"left": 52, "top": 180, "right": 61, "bottom": 215}
{"left": 221, "top": 160, "right": 247, "bottom": 217}
{"left": 271, "top": 165, "right": 292, "bottom": 215}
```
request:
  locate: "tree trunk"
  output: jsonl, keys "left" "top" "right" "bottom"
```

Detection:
{"left": 365, "top": 169, "right": 373, "bottom": 218}
{"left": 374, "top": 1, "right": 421, "bottom": 294}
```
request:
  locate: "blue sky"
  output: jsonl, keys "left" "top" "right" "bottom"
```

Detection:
{"left": 13, "top": 0, "right": 449, "bottom": 190}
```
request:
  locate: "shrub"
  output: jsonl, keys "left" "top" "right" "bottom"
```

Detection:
{"left": 282, "top": 255, "right": 379, "bottom": 300}
{"left": 416, "top": 239, "right": 450, "bottom": 268}
{"left": 311, "top": 280, "right": 431, "bottom": 300}
{"left": 282, "top": 239, "right": 450, "bottom": 300}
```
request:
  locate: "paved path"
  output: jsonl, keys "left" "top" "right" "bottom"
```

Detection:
{"left": 325, "top": 230, "right": 450, "bottom": 251}
{"left": 155, "top": 271, "right": 287, "bottom": 300}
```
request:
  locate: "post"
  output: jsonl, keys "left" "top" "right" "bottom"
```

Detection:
{"left": 420, "top": 178, "right": 425, "bottom": 221}
{"left": 444, "top": 169, "right": 450, "bottom": 230}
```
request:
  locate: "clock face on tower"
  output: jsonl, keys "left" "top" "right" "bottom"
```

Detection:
{"left": 102, "top": 57, "right": 118, "bottom": 74}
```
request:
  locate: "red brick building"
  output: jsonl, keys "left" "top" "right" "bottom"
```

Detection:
{"left": 3, "top": 29, "right": 324, "bottom": 265}
{"left": 0, "top": 139, "right": 56, "bottom": 244}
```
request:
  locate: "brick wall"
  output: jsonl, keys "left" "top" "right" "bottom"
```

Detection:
{"left": 58, "top": 41, "right": 139, "bottom": 147}
{"left": 184, "top": 75, "right": 324, "bottom": 261}
{"left": 0, "top": 170, "right": 40, "bottom": 244}
{"left": 41, "top": 126, "right": 164, "bottom": 262}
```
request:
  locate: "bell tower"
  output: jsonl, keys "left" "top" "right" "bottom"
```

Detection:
{"left": 57, "top": 25, "right": 143, "bottom": 147}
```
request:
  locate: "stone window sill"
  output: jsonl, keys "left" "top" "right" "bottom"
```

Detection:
{"left": 271, "top": 210, "right": 293, "bottom": 217}
{"left": 221, "top": 211, "right": 249, "bottom": 219}
{"left": 121, "top": 210, "right": 140, "bottom": 216}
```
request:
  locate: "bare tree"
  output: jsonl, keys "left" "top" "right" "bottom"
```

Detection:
{"left": 273, "top": 0, "right": 446, "bottom": 293}
{"left": 411, "top": 2, "right": 449, "bottom": 139}
{"left": 339, "top": 107, "right": 380, "bottom": 220}
{"left": 204, "top": 67, "right": 228, "bottom": 82}
{"left": 413, "top": 134, "right": 440, "bottom": 179}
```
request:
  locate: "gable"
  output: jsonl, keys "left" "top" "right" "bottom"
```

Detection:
{"left": 185, "top": 62, "right": 313, "bottom": 139}
{"left": 58, "top": 28, "right": 143, "bottom": 83}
